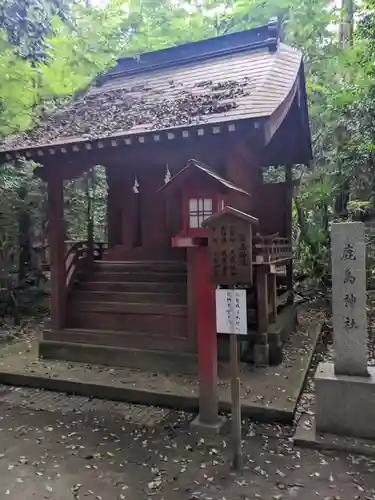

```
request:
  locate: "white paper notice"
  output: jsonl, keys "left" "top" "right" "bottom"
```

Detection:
{"left": 216, "top": 289, "right": 247, "bottom": 335}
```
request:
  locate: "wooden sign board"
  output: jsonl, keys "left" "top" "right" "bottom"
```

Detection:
{"left": 203, "top": 207, "right": 258, "bottom": 286}
{"left": 216, "top": 289, "right": 247, "bottom": 335}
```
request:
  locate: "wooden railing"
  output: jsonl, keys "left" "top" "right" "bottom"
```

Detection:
{"left": 65, "top": 241, "right": 90, "bottom": 291}
{"left": 64, "top": 240, "right": 107, "bottom": 290}
{"left": 253, "top": 235, "right": 292, "bottom": 264}
{"left": 42, "top": 240, "right": 106, "bottom": 273}
{"left": 93, "top": 241, "right": 106, "bottom": 260}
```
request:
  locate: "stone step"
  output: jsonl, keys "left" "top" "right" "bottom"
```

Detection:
{"left": 94, "top": 261, "right": 186, "bottom": 273}
{"left": 71, "top": 300, "right": 187, "bottom": 316}
{"left": 89, "top": 272, "right": 187, "bottom": 283}
{"left": 78, "top": 281, "right": 187, "bottom": 294}
{"left": 73, "top": 290, "right": 186, "bottom": 305}
{"left": 67, "top": 308, "right": 188, "bottom": 335}
{"left": 45, "top": 328, "right": 191, "bottom": 353}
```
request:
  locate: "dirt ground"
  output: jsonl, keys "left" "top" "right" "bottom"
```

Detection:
{"left": 0, "top": 387, "right": 374, "bottom": 500}
{"left": 0, "top": 309, "right": 374, "bottom": 499}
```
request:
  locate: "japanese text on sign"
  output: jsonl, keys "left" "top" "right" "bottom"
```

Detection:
{"left": 216, "top": 289, "right": 247, "bottom": 335}
{"left": 331, "top": 222, "right": 368, "bottom": 375}
{"left": 208, "top": 220, "right": 252, "bottom": 285}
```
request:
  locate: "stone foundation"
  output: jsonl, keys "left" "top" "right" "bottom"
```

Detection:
{"left": 315, "top": 362, "right": 375, "bottom": 440}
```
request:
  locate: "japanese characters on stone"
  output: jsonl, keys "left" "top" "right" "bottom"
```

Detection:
{"left": 341, "top": 241, "right": 358, "bottom": 331}
{"left": 331, "top": 222, "right": 368, "bottom": 376}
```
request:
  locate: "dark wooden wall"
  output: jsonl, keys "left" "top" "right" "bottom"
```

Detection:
{"left": 253, "top": 182, "right": 289, "bottom": 237}
{"left": 102, "top": 135, "right": 290, "bottom": 260}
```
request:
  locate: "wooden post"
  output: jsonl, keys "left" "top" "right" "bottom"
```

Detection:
{"left": 187, "top": 248, "right": 197, "bottom": 348}
{"left": 196, "top": 246, "right": 219, "bottom": 425}
{"left": 47, "top": 175, "right": 66, "bottom": 330}
{"left": 216, "top": 288, "right": 247, "bottom": 467}
{"left": 254, "top": 265, "right": 269, "bottom": 365}
{"left": 230, "top": 335, "right": 242, "bottom": 470}
{"left": 256, "top": 266, "right": 269, "bottom": 333}
{"left": 268, "top": 272, "right": 277, "bottom": 323}
{"left": 285, "top": 165, "right": 293, "bottom": 304}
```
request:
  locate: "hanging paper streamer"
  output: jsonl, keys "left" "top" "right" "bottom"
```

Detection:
{"left": 132, "top": 175, "right": 140, "bottom": 194}
{"left": 164, "top": 164, "right": 171, "bottom": 184}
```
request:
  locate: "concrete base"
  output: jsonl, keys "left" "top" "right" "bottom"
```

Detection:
{"left": 294, "top": 414, "right": 375, "bottom": 457}
{"left": 0, "top": 309, "right": 323, "bottom": 424}
{"left": 268, "top": 341, "right": 283, "bottom": 366}
{"left": 315, "top": 362, "right": 375, "bottom": 440}
{"left": 190, "top": 415, "right": 227, "bottom": 440}
{"left": 253, "top": 344, "right": 269, "bottom": 367}
{"left": 40, "top": 339, "right": 199, "bottom": 375}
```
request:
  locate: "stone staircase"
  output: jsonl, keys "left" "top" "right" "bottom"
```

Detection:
{"left": 63, "top": 261, "right": 190, "bottom": 353}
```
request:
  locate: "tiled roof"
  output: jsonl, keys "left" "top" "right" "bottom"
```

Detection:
{"left": 0, "top": 22, "right": 303, "bottom": 153}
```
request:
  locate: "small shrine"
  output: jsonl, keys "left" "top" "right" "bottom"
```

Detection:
{"left": 0, "top": 20, "right": 311, "bottom": 371}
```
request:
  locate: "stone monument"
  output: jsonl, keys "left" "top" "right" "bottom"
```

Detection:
{"left": 295, "top": 222, "right": 375, "bottom": 448}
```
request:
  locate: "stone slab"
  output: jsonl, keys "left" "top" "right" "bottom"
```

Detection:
{"left": 294, "top": 414, "right": 375, "bottom": 457}
{"left": 0, "top": 386, "right": 170, "bottom": 426}
{"left": 331, "top": 222, "right": 368, "bottom": 376}
{"left": 0, "top": 310, "right": 323, "bottom": 423}
{"left": 40, "top": 339, "right": 199, "bottom": 375}
{"left": 315, "top": 362, "right": 375, "bottom": 440}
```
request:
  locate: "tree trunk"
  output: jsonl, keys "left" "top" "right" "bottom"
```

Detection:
{"left": 339, "top": 0, "right": 354, "bottom": 48}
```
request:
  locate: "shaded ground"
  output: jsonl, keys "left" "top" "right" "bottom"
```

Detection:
{"left": 0, "top": 303, "right": 373, "bottom": 498}
{"left": 0, "top": 387, "right": 374, "bottom": 500}
{"left": 0, "top": 317, "right": 43, "bottom": 345}
{"left": 0, "top": 307, "right": 323, "bottom": 422}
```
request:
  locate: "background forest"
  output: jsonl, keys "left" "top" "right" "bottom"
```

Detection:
{"left": 0, "top": 0, "right": 374, "bottom": 317}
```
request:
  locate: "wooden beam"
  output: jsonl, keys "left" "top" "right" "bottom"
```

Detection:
{"left": 256, "top": 265, "right": 269, "bottom": 333}
{"left": 285, "top": 165, "right": 294, "bottom": 304}
{"left": 47, "top": 174, "right": 66, "bottom": 329}
{"left": 187, "top": 248, "right": 197, "bottom": 349}
{"left": 268, "top": 272, "right": 277, "bottom": 323}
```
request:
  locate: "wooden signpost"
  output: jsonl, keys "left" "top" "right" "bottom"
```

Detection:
{"left": 203, "top": 206, "right": 257, "bottom": 470}
{"left": 216, "top": 288, "right": 247, "bottom": 469}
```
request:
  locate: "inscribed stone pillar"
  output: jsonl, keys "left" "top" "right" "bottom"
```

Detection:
{"left": 331, "top": 222, "right": 368, "bottom": 377}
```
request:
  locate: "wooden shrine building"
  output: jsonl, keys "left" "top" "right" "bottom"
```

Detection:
{"left": 0, "top": 20, "right": 311, "bottom": 370}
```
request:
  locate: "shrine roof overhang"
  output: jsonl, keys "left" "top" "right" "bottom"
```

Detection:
{"left": 202, "top": 206, "right": 259, "bottom": 227}
{"left": 158, "top": 158, "right": 251, "bottom": 195}
{"left": 0, "top": 20, "right": 312, "bottom": 165}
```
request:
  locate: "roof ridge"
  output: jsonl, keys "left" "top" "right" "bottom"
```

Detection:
{"left": 94, "top": 19, "right": 280, "bottom": 86}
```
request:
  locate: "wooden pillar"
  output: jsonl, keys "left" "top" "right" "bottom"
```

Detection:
{"left": 268, "top": 271, "right": 277, "bottom": 324}
{"left": 47, "top": 175, "right": 66, "bottom": 330}
{"left": 268, "top": 268, "right": 283, "bottom": 366}
{"left": 254, "top": 265, "right": 269, "bottom": 366}
{"left": 187, "top": 248, "right": 197, "bottom": 349}
{"left": 106, "top": 168, "right": 116, "bottom": 248}
{"left": 285, "top": 165, "right": 293, "bottom": 304}
{"left": 256, "top": 265, "right": 269, "bottom": 333}
{"left": 195, "top": 246, "right": 219, "bottom": 425}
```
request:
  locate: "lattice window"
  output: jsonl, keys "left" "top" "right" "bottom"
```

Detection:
{"left": 189, "top": 198, "right": 213, "bottom": 228}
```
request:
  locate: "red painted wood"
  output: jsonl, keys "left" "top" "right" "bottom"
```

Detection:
{"left": 196, "top": 245, "right": 219, "bottom": 424}
{"left": 47, "top": 175, "right": 66, "bottom": 329}
{"left": 187, "top": 248, "right": 197, "bottom": 348}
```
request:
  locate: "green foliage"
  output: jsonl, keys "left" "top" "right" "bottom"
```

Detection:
{"left": 0, "top": 0, "right": 70, "bottom": 62}
{"left": 0, "top": 0, "right": 374, "bottom": 315}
